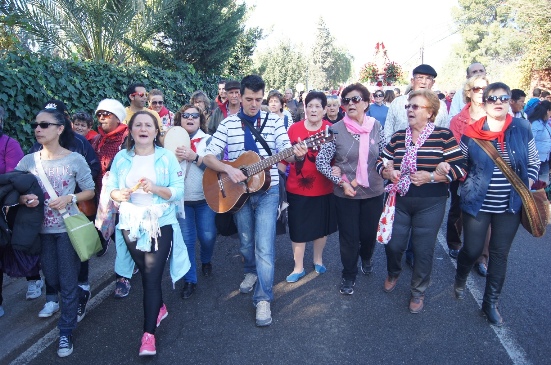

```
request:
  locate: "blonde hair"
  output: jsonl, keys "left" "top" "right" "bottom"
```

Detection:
{"left": 408, "top": 89, "right": 440, "bottom": 122}
{"left": 463, "top": 75, "right": 490, "bottom": 104}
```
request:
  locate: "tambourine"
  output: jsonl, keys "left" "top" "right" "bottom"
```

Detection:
{"left": 162, "top": 126, "right": 190, "bottom": 154}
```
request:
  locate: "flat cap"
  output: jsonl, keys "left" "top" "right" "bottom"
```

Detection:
{"left": 225, "top": 80, "right": 241, "bottom": 91}
{"left": 412, "top": 64, "right": 437, "bottom": 78}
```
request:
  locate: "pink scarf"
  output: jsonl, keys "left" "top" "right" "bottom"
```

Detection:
{"left": 343, "top": 114, "right": 376, "bottom": 187}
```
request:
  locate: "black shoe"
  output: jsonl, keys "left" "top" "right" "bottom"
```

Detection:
{"left": 476, "top": 263, "right": 488, "bottom": 277}
{"left": 360, "top": 258, "right": 373, "bottom": 275}
{"left": 202, "top": 263, "right": 212, "bottom": 277}
{"left": 77, "top": 289, "right": 91, "bottom": 322}
{"left": 181, "top": 282, "right": 196, "bottom": 299}
{"left": 406, "top": 256, "right": 414, "bottom": 270}
{"left": 449, "top": 249, "right": 459, "bottom": 259}
{"left": 482, "top": 302, "right": 504, "bottom": 326}
{"left": 339, "top": 279, "right": 355, "bottom": 295}
{"left": 57, "top": 335, "right": 73, "bottom": 357}
{"left": 96, "top": 237, "right": 111, "bottom": 257}
{"left": 454, "top": 281, "right": 466, "bottom": 300}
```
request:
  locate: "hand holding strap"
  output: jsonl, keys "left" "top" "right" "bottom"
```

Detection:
{"left": 33, "top": 152, "right": 70, "bottom": 217}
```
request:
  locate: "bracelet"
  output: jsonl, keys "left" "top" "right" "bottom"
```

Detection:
{"left": 295, "top": 154, "right": 305, "bottom": 162}
{"left": 430, "top": 172, "right": 435, "bottom": 183}
{"left": 193, "top": 154, "right": 199, "bottom": 163}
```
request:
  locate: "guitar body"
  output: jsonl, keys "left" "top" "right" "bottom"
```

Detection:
{"left": 203, "top": 151, "right": 271, "bottom": 213}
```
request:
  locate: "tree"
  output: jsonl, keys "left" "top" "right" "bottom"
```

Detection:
{"left": 0, "top": 0, "right": 177, "bottom": 64}
{"left": 224, "top": 27, "right": 264, "bottom": 78}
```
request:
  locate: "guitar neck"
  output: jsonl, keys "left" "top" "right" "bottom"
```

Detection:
{"left": 245, "top": 147, "right": 295, "bottom": 176}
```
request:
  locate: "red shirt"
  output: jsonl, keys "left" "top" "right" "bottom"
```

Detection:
{"left": 285, "top": 120, "right": 334, "bottom": 196}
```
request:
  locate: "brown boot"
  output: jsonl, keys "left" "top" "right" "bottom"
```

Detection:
{"left": 409, "top": 295, "right": 424, "bottom": 313}
{"left": 383, "top": 276, "right": 398, "bottom": 293}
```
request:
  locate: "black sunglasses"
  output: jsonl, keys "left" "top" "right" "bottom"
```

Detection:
{"left": 96, "top": 111, "right": 113, "bottom": 118}
{"left": 151, "top": 101, "right": 164, "bottom": 106}
{"left": 341, "top": 96, "right": 363, "bottom": 105}
{"left": 182, "top": 112, "right": 200, "bottom": 119}
{"left": 485, "top": 95, "right": 510, "bottom": 104}
{"left": 374, "top": 93, "right": 384, "bottom": 97}
{"left": 31, "top": 122, "right": 63, "bottom": 130}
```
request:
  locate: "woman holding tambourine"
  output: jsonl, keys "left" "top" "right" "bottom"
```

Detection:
{"left": 173, "top": 104, "right": 217, "bottom": 300}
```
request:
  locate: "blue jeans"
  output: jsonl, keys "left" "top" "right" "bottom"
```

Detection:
{"left": 177, "top": 201, "right": 217, "bottom": 284}
{"left": 234, "top": 187, "right": 278, "bottom": 304}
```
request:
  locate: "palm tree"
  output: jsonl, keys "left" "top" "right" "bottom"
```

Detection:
{"left": 0, "top": 0, "right": 176, "bottom": 64}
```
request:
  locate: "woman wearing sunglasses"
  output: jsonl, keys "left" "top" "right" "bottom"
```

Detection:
{"left": 316, "top": 83, "right": 386, "bottom": 295}
{"left": 367, "top": 90, "right": 389, "bottom": 127}
{"left": 454, "top": 82, "right": 539, "bottom": 326}
{"left": 148, "top": 89, "right": 174, "bottom": 133}
{"left": 16, "top": 108, "right": 95, "bottom": 357}
{"left": 377, "top": 89, "right": 466, "bottom": 313}
{"left": 447, "top": 75, "right": 491, "bottom": 275}
{"left": 107, "top": 110, "right": 188, "bottom": 356}
{"left": 173, "top": 105, "right": 216, "bottom": 299}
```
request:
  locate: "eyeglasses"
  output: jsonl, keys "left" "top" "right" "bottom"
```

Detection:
{"left": 485, "top": 95, "right": 511, "bottom": 104}
{"left": 341, "top": 96, "right": 363, "bottom": 105}
{"left": 130, "top": 92, "right": 148, "bottom": 98}
{"left": 96, "top": 111, "right": 113, "bottom": 118}
{"left": 374, "top": 94, "right": 384, "bottom": 98}
{"left": 30, "top": 122, "right": 63, "bottom": 130}
{"left": 404, "top": 104, "right": 429, "bottom": 111}
{"left": 182, "top": 112, "right": 200, "bottom": 119}
{"left": 151, "top": 100, "right": 164, "bottom": 106}
{"left": 470, "top": 87, "right": 486, "bottom": 93}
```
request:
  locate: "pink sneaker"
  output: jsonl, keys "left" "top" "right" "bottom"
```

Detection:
{"left": 139, "top": 332, "right": 156, "bottom": 356}
{"left": 156, "top": 304, "right": 168, "bottom": 327}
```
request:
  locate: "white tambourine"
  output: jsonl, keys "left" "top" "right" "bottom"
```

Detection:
{"left": 163, "top": 126, "right": 190, "bottom": 154}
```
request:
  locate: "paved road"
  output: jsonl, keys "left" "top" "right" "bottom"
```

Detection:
{"left": 3, "top": 215, "right": 551, "bottom": 365}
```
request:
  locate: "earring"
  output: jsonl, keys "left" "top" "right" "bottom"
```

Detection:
{"left": 154, "top": 137, "right": 157, "bottom": 142}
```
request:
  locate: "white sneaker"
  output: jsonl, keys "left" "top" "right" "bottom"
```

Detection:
{"left": 239, "top": 273, "right": 257, "bottom": 294}
{"left": 255, "top": 300, "right": 272, "bottom": 326}
{"left": 38, "top": 301, "right": 60, "bottom": 318}
{"left": 26, "top": 279, "right": 43, "bottom": 300}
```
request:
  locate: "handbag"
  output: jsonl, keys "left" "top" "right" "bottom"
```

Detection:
{"left": 472, "top": 138, "right": 550, "bottom": 237}
{"left": 34, "top": 152, "right": 102, "bottom": 261}
{"left": 377, "top": 188, "right": 397, "bottom": 244}
{"left": 77, "top": 199, "right": 97, "bottom": 217}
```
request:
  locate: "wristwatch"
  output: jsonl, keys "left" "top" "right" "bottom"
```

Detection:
{"left": 430, "top": 172, "right": 435, "bottom": 183}
{"left": 69, "top": 194, "right": 77, "bottom": 204}
{"left": 193, "top": 154, "right": 199, "bottom": 164}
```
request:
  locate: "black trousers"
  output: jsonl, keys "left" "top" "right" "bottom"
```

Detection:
{"left": 123, "top": 225, "right": 173, "bottom": 334}
{"left": 385, "top": 196, "right": 447, "bottom": 297}
{"left": 334, "top": 194, "right": 384, "bottom": 281}
{"left": 446, "top": 180, "right": 462, "bottom": 250}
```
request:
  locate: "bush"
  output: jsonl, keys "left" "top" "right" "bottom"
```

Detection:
{"left": 0, "top": 50, "right": 218, "bottom": 151}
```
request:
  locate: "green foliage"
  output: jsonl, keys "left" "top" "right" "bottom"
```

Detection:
{"left": 224, "top": 27, "right": 264, "bottom": 78}
{"left": 0, "top": 50, "right": 217, "bottom": 151}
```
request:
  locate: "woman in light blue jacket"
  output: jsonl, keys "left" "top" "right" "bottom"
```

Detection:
{"left": 529, "top": 100, "right": 551, "bottom": 184}
{"left": 107, "top": 111, "right": 189, "bottom": 357}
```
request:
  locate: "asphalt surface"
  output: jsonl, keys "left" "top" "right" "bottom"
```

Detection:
{"left": 2, "top": 207, "right": 551, "bottom": 365}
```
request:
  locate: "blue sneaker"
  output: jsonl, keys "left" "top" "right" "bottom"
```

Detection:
{"left": 286, "top": 270, "right": 306, "bottom": 283}
{"left": 314, "top": 264, "right": 327, "bottom": 274}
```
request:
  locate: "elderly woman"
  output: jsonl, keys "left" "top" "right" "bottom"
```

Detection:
{"left": 107, "top": 111, "right": 188, "bottom": 356}
{"left": 173, "top": 104, "right": 216, "bottom": 299}
{"left": 267, "top": 90, "right": 293, "bottom": 130}
{"left": 71, "top": 112, "right": 97, "bottom": 143}
{"left": 377, "top": 89, "right": 466, "bottom": 313}
{"left": 447, "top": 76, "right": 491, "bottom": 276}
{"left": 285, "top": 91, "right": 337, "bottom": 283}
{"left": 455, "top": 83, "right": 540, "bottom": 326}
{"left": 190, "top": 90, "right": 213, "bottom": 121}
{"left": 323, "top": 95, "right": 344, "bottom": 124}
{"left": 528, "top": 100, "right": 551, "bottom": 184}
{"left": 316, "top": 83, "right": 386, "bottom": 295}
{"left": 148, "top": 89, "right": 174, "bottom": 132}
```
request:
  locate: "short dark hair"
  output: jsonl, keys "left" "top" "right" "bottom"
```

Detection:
{"left": 341, "top": 83, "right": 370, "bottom": 110}
{"left": 125, "top": 83, "right": 146, "bottom": 102}
{"left": 126, "top": 111, "right": 161, "bottom": 151}
{"left": 528, "top": 100, "right": 551, "bottom": 123}
{"left": 482, "top": 82, "right": 511, "bottom": 102}
{"left": 511, "top": 89, "right": 527, "bottom": 101}
{"left": 37, "top": 109, "right": 74, "bottom": 148}
{"left": 267, "top": 91, "right": 285, "bottom": 112}
{"left": 240, "top": 75, "right": 265, "bottom": 96}
{"left": 304, "top": 91, "right": 327, "bottom": 109}
{"left": 72, "top": 111, "right": 93, "bottom": 127}
{"left": 174, "top": 104, "right": 207, "bottom": 133}
{"left": 541, "top": 91, "right": 550, "bottom": 98}
{"left": 533, "top": 88, "right": 542, "bottom": 97}
{"left": 218, "top": 79, "right": 227, "bottom": 86}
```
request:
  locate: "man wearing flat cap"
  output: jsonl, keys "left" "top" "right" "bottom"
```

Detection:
{"left": 384, "top": 64, "right": 449, "bottom": 141}
{"left": 208, "top": 80, "right": 241, "bottom": 134}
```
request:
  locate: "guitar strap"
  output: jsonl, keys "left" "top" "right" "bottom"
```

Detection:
{"left": 239, "top": 113, "right": 272, "bottom": 156}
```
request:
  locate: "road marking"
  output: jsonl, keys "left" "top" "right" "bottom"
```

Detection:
{"left": 10, "top": 282, "right": 115, "bottom": 365}
{"left": 436, "top": 231, "right": 531, "bottom": 365}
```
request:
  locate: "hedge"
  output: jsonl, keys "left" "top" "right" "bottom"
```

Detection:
{"left": 0, "top": 51, "right": 218, "bottom": 150}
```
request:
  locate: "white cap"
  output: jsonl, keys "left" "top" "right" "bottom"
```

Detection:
{"left": 95, "top": 99, "right": 126, "bottom": 123}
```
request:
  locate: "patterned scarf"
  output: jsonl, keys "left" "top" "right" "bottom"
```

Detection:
{"left": 386, "top": 122, "right": 435, "bottom": 196}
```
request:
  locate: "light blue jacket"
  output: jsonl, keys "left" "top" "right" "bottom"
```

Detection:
{"left": 531, "top": 119, "right": 551, "bottom": 162}
{"left": 106, "top": 146, "right": 190, "bottom": 284}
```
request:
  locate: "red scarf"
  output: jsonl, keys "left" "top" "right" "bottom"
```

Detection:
{"left": 463, "top": 114, "right": 512, "bottom": 152}
{"left": 190, "top": 138, "right": 202, "bottom": 153}
{"left": 155, "top": 106, "right": 170, "bottom": 119}
{"left": 96, "top": 123, "right": 128, "bottom": 150}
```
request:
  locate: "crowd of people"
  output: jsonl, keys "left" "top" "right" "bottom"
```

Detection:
{"left": 0, "top": 61, "right": 549, "bottom": 359}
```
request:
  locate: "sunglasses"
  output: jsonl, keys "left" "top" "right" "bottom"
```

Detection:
{"left": 341, "top": 96, "right": 363, "bottom": 105}
{"left": 151, "top": 100, "right": 164, "bottom": 106}
{"left": 30, "top": 122, "right": 63, "bottom": 130}
{"left": 471, "top": 87, "right": 486, "bottom": 93}
{"left": 327, "top": 95, "right": 339, "bottom": 99}
{"left": 404, "top": 104, "right": 429, "bottom": 111}
{"left": 96, "top": 111, "right": 113, "bottom": 118}
{"left": 485, "top": 95, "right": 511, "bottom": 104}
{"left": 130, "top": 92, "right": 148, "bottom": 98}
{"left": 182, "top": 112, "right": 200, "bottom": 119}
{"left": 374, "top": 94, "right": 384, "bottom": 98}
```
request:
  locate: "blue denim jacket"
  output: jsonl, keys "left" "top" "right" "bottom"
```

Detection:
{"left": 106, "top": 146, "right": 190, "bottom": 284}
{"left": 531, "top": 119, "right": 551, "bottom": 162}
{"left": 460, "top": 118, "right": 537, "bottom": 216}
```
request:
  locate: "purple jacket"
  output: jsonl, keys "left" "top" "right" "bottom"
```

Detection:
{"left": 0, "top": 134, "right": 24, "bottom": 174}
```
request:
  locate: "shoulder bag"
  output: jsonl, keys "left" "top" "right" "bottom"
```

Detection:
{"left": 34, "top": 152, "right": 102, "bottom": 261}
{"left": 472, "top": 138, "right": 550, "bottom": 237}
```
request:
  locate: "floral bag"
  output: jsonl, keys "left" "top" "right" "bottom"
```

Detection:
{"left": 377, "top": 188, "right": 397, "bottom": 244}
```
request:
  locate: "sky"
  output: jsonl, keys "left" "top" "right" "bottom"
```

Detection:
{"left": 245, "top": 0, "right": 461, "bottom": 83}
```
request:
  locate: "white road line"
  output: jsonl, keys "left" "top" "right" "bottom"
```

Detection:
{"left": 10, "top": 282, "right": 115, "bottom": 365}
{"left": 436, "top": 231, "right": 532, "bottom": 365}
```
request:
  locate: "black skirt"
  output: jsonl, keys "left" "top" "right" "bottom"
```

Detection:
{"left": 287, "top": 192, "right": 337, "bottom": 243}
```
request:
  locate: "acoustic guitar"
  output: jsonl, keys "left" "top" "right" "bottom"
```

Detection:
{"left": 203, "top": 129, "right": 334, "bottom": 213}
